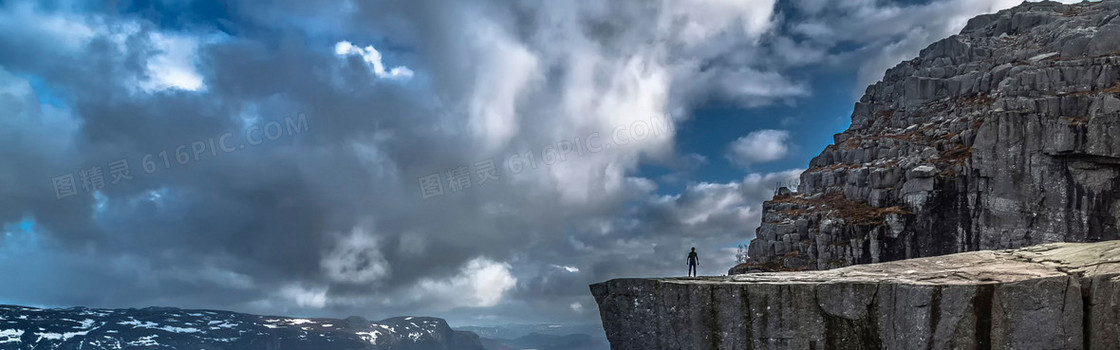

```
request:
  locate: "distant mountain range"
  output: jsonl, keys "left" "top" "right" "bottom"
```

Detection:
{"left": 478, "top": 333, "right": 607, "bottom": 350}
{"left": 459, "top": 324, "right": 608, "bottom": 350}
{"left": 0, "top": 305, "right": 483, "bottom": 349}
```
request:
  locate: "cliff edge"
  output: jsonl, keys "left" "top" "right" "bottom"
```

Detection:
{"left": 592, "top": 240, "right": 1120, "bottom": 350}
{"left": 739, "top": 0, "right": 1120, "bottom": 273}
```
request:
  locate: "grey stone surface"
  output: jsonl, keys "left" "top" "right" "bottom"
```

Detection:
{"left": 737, "top": 0, "right": 1120, "bottom": 274}
{"left": 593, "top": 240, "right": 1120, "bottom": 350}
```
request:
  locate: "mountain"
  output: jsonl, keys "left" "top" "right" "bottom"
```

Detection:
{"left": 737, "top": 0, "right": 1120, "bottom": 273}
{"left": 456, "top": 323, "right": 605, "bottom": 340}
{"left": 478, "top": 338, "right": 518, "bottom": 350}
{"left": 457, "top": 323, "right": 609, "bottom": 350}
{"left": 478, "top": 333, "right": 607, "bottom": 350}
{"left": 499, "top": 333, "right": 604, "bottom": 350}
{"left": 0, "top": 305, "right": 483, "bottom": 350}
{"left": 593, "top": 240, "right": 1120, "bottom": 349}
{"left": 591, "top": 2, "right": 1120, "bottom": 349}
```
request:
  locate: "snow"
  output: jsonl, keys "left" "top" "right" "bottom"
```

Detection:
{"left": 286, "top": 318, "right": 315, "bottom": 325}
{"left": 157, "top": 325, "right": 200, "bottom": 333}
{"left": 356, "top": 330, "right": 382, "bottom": 345}
{"left": 262, "top": 318, "right": 317, "bottom": 327}
{"left": 118, "top": 319, "right": 158, "bottom": 328}
{"left": 35, "top": 332, "right": 62, "bottom": 341}
{"left": 127, "top": 335, "right": 160, "bottom": 346}
{"left": 77, "top": 318, "right": 97, "bottom": 329}
{"left": 62, "top": 331, "right": 89, "bottom": 340}
{"left": 34, "top": 331, "right": 88, "bottom": 342}
{"left": 0, "top": 329, "right": 24, "bottom": 344}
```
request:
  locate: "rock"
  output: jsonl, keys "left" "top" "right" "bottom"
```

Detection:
{"left": 776, "top": 186, "right": 794, "bottom": 197}
{"left": 592, "top": 240, "right": 1120, "bottom": 350}
{"left": 907, "top": 165, "right": 937, "bottom": 179}
{"left": 742, "top": 0, "right": 1120, "bottom": 273}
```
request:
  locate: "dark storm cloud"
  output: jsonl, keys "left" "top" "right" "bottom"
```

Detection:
{"left": 0, "top": 0, "right": 1075, "bottom": 326}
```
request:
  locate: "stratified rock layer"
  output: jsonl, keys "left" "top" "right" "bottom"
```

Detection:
{"left": 739, "top": 0, "right": 1120, "bottom": 274}
{"left": 593, "top": 240, "right": 1120, "bottom": 350}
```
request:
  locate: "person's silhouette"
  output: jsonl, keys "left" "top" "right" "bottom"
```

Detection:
{"left": 687, "top": 247, "right": 699, "bottom": 277}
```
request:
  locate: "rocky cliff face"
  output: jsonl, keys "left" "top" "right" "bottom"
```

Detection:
{"left": 593, "top": 240, "right": 1120, "bottom": 350}
{"left": 0, "top": 305, "right": 484, "bottom": 350}
{"left": 739, "top": 0, "right": 1120, "bottom": 273}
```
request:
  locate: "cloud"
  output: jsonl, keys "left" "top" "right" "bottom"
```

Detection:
{"left": 334, "top": 41, "right": 414, "bottom": 81}
{"left": 0, "top": 0, "right": 1083, "bottom": 327}
{"left": 463, "top": 20, "right": 540, "bottom": 150}
{"left": 412, "top": 257, "right": 517, "bottom": 309}
{"left": 569, "top": 302, "right": 583, "bottom": 313}
{"left": 727, "top": 129, "right": 791, "bottom": 166}
{"left": 321, "top": 225, "right": 391, "bottom": 285}
{"left": 781, "top": 0, "right": 1089, "bottom": 92}
{"left": 550, "top": 265, "right": 580, "bottom": 273}
{"left": 141, "top": 32, "right": 207, "bottom": 92}
{"left": 280, "top": 284, "right": 329, "bottom": 309}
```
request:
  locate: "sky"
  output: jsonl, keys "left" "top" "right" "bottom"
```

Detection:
{"left": 0, "top": 0, "right": 1086, "bottom": 327}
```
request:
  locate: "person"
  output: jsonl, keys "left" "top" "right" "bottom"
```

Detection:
{"left": 687, "top": 247, "right": 699, "bottom": 277}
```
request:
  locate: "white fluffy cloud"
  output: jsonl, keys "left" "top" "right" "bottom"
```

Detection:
{"left": 463, "top": 19, "right": 540, "bottom": 150}
{"left": 551, "top": 264, "right": 580, "bottom": 273}
{"left": 142, "top": 32, "right": 206, "bottom": 92}
{"left": 334, "top": 41, "right": 414, "bottom": 80}
{"left": 412, "top": 257, "right": 517, "bottom": 309}
{"left": 280, "top": 284, "right": 328, "bottom": 309}
{"left": 659, "top": 169, "right": 803, "bottom": 229}
{"left": 727, "top": 129, "right": 791, "bottom": 166}
{"left": 664, "top": 0, "right": 777, "bottom": 45}
{"left": 436, "top": 0, "right": 797, "bottom": 207}
{"left": 569, "top": 302, "right": 583, "bottom": 313}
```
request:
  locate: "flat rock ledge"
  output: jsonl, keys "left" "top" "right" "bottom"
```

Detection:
{"left": 591, "top": 240, "right": 1120, "bottom": 350}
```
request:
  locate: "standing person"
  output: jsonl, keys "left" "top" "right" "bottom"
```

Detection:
{"left": 687, "top": 247, "right": 699, "bottom": 277}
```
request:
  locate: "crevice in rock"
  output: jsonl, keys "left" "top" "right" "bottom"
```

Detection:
{"left": 706, "top": 285, "right": 720, "bottom": 350}
{"left": 929, "top": 286, "right": 942, "bottom": 349}
{"left": 741, "top": 285, "right": 754, "bottom": 350}
{"left": 973, "top": 284, "right": 994, "bottom": 350}
{"left": 1081, "top": 276, "right": 1093, "bottom": 350}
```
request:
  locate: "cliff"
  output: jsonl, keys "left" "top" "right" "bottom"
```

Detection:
{"left": 738, "top": 0, "right": 1120, "bottom": 273}
{"left": 592, "top": 240, "right": 1120, "bottom": 350}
